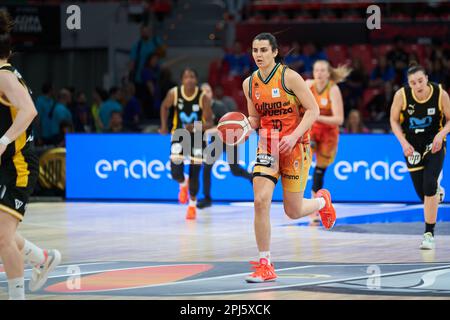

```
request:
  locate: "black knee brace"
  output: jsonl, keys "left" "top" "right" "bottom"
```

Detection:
{"left": 170, "top": 161, "right": 185, "bottom": 183}
{"left": 312, "top": 166, "right": 327, "bottom": 193}
{"left": 188, "top": 164, "right": 202, "bottom": 197}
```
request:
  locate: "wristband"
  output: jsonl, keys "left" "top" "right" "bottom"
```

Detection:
{"left": 0, "top": 135, "right": 12, "bottom": 146}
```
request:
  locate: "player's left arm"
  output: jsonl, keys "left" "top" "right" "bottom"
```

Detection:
{"left": 279, "top": 68, "right": 319, "bottom": 154}
{"left": 432, "top": 89, "right": 450, "bottom": 153}
{"left": 0, "top": 72, "right": 37, "bottom": 155}
{"left": 201, "top": 92, "right": 214, "bottom": 131}
{"left": 317, "top": 84, "right": 344, "bottom": 126}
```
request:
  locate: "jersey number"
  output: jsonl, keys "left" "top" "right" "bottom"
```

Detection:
{"left": 271, "top": 119, "right": 282, "bottom": 132}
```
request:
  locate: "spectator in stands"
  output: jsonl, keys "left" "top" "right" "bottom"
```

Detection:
{"left": 129, "top": 24, "right": 164, "bottom": 100}
{"left": 159, "top": 67, "right": 176, "bottom": 101}
{"left": 107, "top": 111, "right": 124, "bottom": 133}
{"left": 342, "top": 58, "right": 367, "bottom": 116}
{"left": 122, "top": 83, "right": 142, "bottom": 132}
{"left": 368, "top": 55, "right": 395, "bottom": 121}
{"left": 44, "top": 88, "right": 73, "bottom": 146}
{"left": 141, "top": 53, "right": 162, "bottom": 119}
{"left": 213, "top": 84, "right": 237, "bottom": 112}
{"left": 386, "top": 36, "right": 409, "bottom": 88}
{"left": 344, "top": 109, "right": 369, "bottom": 133}
{"left": 35, "top": 82, "right": 55, "bottom": 146}
{"left": 99, "top": 87, "right": 123, "bottom": 132}
{"left": 302, "top": 42, "right": 328, "bottom": 78}
{"left": 370, "top": 55, "right": 395, "bottom": 85}
{"left": 428, "top": 58, "right": 447, "bottom": 87}
{"left": 56, "top": 120, "right": 74, "bottom": 148}
{"left": 73, "top": 91, "right": 93, "bottom": 133}
{"left": 223, "top": 41, "right": 252, "bottom": 78}
{"left": 91, "top": 87, "right": 108, "bottom": 132}
{"left": 284, "top": 41, "right": 306, "bottom": 74}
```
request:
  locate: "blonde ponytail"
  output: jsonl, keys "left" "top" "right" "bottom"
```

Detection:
{"left": 329, "top": 64, "right": 352, "bottom": 83}
{"left": 314, "top": 60, "right": 352, "bottom": 83}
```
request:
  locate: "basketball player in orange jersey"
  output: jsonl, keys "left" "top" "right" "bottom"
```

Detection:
{"left": 0, "top": 10, "right": 61, "bottom": 299}
{"left": 242, "top": 33, "right": 336, "bottom": 283}
{"left": 306, "top": 60, "right": 350, "bottom": 225}
{"left": 160, "top": 68, "right": 213, "bottom": 219}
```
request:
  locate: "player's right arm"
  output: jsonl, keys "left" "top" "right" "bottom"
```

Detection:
{"left": 0, "top": 71, "right": 37, "bottom": 157}
{"left": 159, "top": 87, "right": 176, "bottom": 134}
{"left": 390, "top": 88, "right": 414, "bottom": 157}
{"left": 242, "top": 77, "right": 260, "bottom": 130}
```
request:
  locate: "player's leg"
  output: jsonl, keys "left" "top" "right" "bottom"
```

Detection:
{"left": 282, "top": 143, "right": 336, "bottom": 230}
{"left": 186, "top": 162, "right": 202, "bottom": 219}
{"left": 310, "top": 130, "right": 338, "bottom": 226}
{"left": 245, "top": 175, "right": 278, "bottom": 283}
{"left": 186, "top": 134, "right": 206, "bottom": 219}
{"left": 0, "top": 211, "right": 24, "bottom": 299}
{"left": 198, "top": 134, "right": 223, "bottom": 209}
{"left": 246, "top": 149, "right": 279, "bottom": 283}
{"left": 170, "top": 134, "right": 189, "bottom": 204}
{"left": 420, "top": 147, "right": 445, "bottom": 249}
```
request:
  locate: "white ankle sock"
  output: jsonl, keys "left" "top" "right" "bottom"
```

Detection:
{"left": 316, "top": 197, "right": 326, "bottom": 210}
{"left": 189, "top": 199, "right": 197, "bottom": 207}
{"left": 259, "top": 251, "right": 271, "bottom": 263}
{"left": 23, "top": 239, "right": 46, "bottom": 266}
{"left": 180, "top": 179, "right": 188, "bottom": 188}
{"left": 8, "top": 277, "right": 25, "bottom": 300}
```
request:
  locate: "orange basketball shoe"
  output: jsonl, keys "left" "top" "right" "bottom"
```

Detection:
{"left": 178, "top": 179, "right": 189, "bottom": 204}
{"left": 245, "top": 258, "right": 277, "bottom": 283}
{"left": 186, "top": 205, "right": 196, "bottom": 220}
{"left": 315, "top": 189, "right": 336, "bottom": 230}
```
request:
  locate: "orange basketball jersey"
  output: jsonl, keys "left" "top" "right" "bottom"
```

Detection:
{"left": 310, "top": 80, "right": 338, "bottom": 130}
{"left": 249, "top": 63, "right": 309, "bottom": 144}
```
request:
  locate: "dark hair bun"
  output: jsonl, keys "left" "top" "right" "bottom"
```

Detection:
{"left": 0, "top": 10, "right": 13, "bottom": 35}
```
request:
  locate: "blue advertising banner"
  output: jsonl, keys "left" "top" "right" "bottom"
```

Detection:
{"left": 66, "top": 133, "right": 449, "bottom": 203}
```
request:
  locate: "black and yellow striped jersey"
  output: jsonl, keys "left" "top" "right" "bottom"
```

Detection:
{"left": 171, "top": 85, "right": 205, "bottom": 134}
{"left": 0, "top": 63, "right": 34, "bottom": 160}
{"left": 400, "top": 82, "right": 445, "bottom": 149}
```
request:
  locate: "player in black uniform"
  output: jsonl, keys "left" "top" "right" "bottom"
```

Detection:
{"left": 159, "top": 67, "right": 213, "bottom": 219}
{"left": 0, "top": 10, "right": 61, "bottom": 299}
{"left": 390, "top": 62, "right": 450, "bottom": 250}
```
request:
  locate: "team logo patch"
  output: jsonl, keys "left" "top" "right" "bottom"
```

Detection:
{"left": 320, "top": 98, "right": 328, "bottom": 106}
{"left": 408, "top": 151, "right": 421, "bottom": 166}
{"left": 15, "top": 199, "right": 24, "bottom": 210}
{"left": 178, "top": 103, "right": 184, "bottom": 110}
{"left": 192, "top": 104, "right": 200, "bottom": 112}
{"left": 255, "top": 91, "right": 260, "bottom": 100}
{"left": 427, "top": 108, "right": 436, "bottom": 115}
{"left": 272, "top": 88, "right": 280, "bottom": 98}
{"left": 294, "top": 160, "right": 299, "bottom": 169}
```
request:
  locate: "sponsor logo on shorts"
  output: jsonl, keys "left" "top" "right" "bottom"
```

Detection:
{"left": 255, "top": 154, "right": 275, "bottom": 167}
{"left": 408, "top": 151, "right": 421, "bottom": 165}
{"left": 15, "top": 199, "right": 24, "bottom": 210}
{"left": 282, "top": 174, "right": 300, "bottom": 180}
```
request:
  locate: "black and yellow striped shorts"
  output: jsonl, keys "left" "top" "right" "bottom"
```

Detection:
{"left": 0, "top": 149, "right": 38, "bottom": 221}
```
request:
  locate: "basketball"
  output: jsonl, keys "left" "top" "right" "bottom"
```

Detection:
{"left": 217, "top": 112, "right": 251, "bottom": 146}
